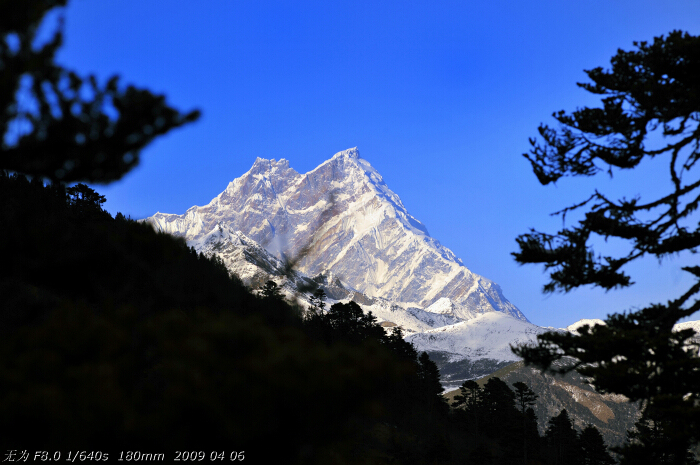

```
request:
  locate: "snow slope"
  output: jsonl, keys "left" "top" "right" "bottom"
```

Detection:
{"left": 405, "top": 312, "right": 549, "bottom": 363}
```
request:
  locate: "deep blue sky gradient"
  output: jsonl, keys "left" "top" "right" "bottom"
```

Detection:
{"left": 54, "top": 0, "right": 700, "bottom": 327}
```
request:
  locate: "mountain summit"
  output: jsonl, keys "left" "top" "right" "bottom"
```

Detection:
{"left": 147, "top": 148, "right": 527, "bottom": 321}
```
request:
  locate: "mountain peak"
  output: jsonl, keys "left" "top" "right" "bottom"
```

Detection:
{"left": 250, "top": 157, "right": 291, "bottom": 173}
{"left": 332, "top": 147, "right": 360, "bottom": 160}
{"left": 145, "top": 148, "right": 526, "bottom": 321}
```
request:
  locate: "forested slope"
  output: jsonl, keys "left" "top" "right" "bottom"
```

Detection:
{"left": 0, "top": 172, "right": 451, "bottom": 464}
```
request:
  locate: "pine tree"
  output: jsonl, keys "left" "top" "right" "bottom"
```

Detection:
{"left": 66, "top": 183, "right": 109, "bottom": 220}
{"left": 482, "top": 377, "right": 517, "bottom": 428}
{"left": 417, "top": 352, "right": 447, "bottom": 410}
{"left": 260, "top": 280, "right": 283, "bottom": 300}
{"left": 524, "top": 407, "right": 543, "bottom": 464}
{"left": 480, "top": 376, "right": 520, "bottom": 463}
{"left": 513, "top": 381, "right": 538, "bottom": 415}
{"left": 1, "top": 0, "right": 199, "bottom": 183}
{"left": 308, "top": 287, "right": 326, "bottom": 315}
{"left": 323, "top": 301, "right": 385, "bottom": 344}
{"left": 384, "top": 326, "right": 418, "bottom": 362}
{"left": 546, "top": 409, "right": 581, "bottom": 465}
{"left": 617, "top": 407, "right": 700, "bottom": 465}
{"left": 511, "top": 30, "right": 700, "bottom": 444}
{"left": 451, "top": 379, "right": 483, "bottom": 448}
{"left": 452, "top": 379, "right": 482, "bottom": 411}
{"left": 579, "top": 424, "right": 615, "bottom": 465}
{"left": 513, "top": 381, "right": 539, "bottom": 465}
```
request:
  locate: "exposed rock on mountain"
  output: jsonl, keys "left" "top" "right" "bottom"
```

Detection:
{"left": 444, "top": 360, "right": 641, "bottom": 447}
{"left": 189, "top": 224, "right": 315, "bottom": 293}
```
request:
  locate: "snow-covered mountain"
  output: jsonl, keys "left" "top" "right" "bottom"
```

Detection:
{"left": 565, "top": 318, "right": 606, "bottom": 335}
{"left": 406, "top": 312, "right": 549, "bottom": 363}
{"left": 405, "top": 312, "right": 553, "bottom": 390}
{"left": 144, "top": 147, "right": 700, "bottom": 392}
{"left": 565, "top": 318, "right": 700, "bottom": 338}
{"left": 147, "top": 148, "right": 526, "bottom": 321}
{"left": 673, "top": 320, "right": 700, "bottom": 336}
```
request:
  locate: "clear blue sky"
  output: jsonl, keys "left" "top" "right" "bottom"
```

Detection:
{"left": 54, "top": 0, "right": 700, "bottom": 328}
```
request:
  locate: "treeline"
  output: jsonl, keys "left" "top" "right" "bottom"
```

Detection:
{"left": 0, "top": 172, "right": 451, "bottom": 463}
{"left": 449, "top": 377, "right": 615, "bottom": 464}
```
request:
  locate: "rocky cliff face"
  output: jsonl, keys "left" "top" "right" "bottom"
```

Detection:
{"left": 444, "top": 360, "right": 641, "bottom": 447}
{"left": 146, "top": 148, "right": 527, "bottom": 321}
